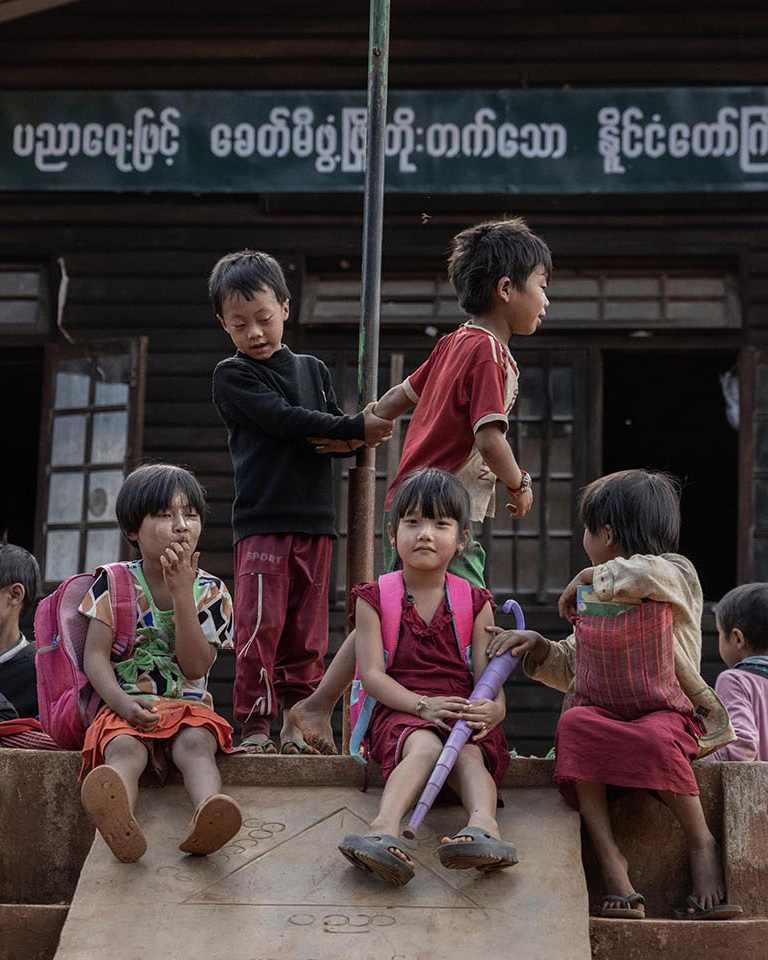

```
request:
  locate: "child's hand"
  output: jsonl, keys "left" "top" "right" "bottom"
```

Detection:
{"left": 506, "top": 487, "right": 533, "bottom": 518}
{"left": 362, "top": 402, "right": 394, "bottom": 446}
{"left": 161, "top": 541, "right": 199, "bottom": 597}
{"left": 418, "top": 695, "right": 470, "bottom": 732}
{"left": 118, "top": 698, "right": 159, "bottom": 732}
{"left": 485, "top": 626, "right": 549, "bottom": 667}
{"left": 462, "top": 698, "right": 505, "bottom": 741}
{"left": 558, "top": 566, "right": 595, "bottom": 622}
{"left": 309, "top": 437, "right": 365, "bottom": 454}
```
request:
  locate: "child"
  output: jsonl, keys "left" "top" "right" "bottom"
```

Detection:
{"left": 486, "top": 470, "right": 742, "bottom": 920}
{"left": 0, "top": 540, "right": 41, "bottom": 719}
{"left": 295, "top": 217, "right": 551, "bottom": 753}
{"left": 79, "top": 463, "right": 241, "bottom": 863}
{"left": 706, "top": 583, "right": 768, "bottom": 761}
{"left": 211, "top": 250, "right": 393, "bottom": 755}
{"left": 338, "top": 469, "right": 515, "bottom": 886}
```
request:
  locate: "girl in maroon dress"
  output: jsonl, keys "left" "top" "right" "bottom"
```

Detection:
{"left": 487, "top": 470, "right": 742, "bottom": 921}
{"left": 338, "top": 468, "right": 515, "bottom": 886}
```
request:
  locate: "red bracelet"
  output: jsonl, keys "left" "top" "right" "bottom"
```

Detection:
{"left": 507, "top": 470, "right": 532, "bottom": 497}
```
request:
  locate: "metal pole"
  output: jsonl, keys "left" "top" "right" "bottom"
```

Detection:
{"left": 343, "top": 0, "right": 390, "bottom": 754}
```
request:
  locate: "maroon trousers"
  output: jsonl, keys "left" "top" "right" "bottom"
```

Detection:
{"left": 233, "top": 533, "right": 332, "bottom": 738}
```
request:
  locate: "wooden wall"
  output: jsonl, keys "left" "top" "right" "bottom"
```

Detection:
{"left": 2, "top": 0, "right": 768, "bottom": 751}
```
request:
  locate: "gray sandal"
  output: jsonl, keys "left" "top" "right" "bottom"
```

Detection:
{"left": 600, "top": 893, "right": 646, "bottom": 919}
{"left": 437, "top": 826, "right": 518, "bottom": 872}
{"left": 338, "top": 833, "right": 415, "bottom": 886}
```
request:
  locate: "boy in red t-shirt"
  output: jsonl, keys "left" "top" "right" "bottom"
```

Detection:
{"left": 296, "top": 217, "right": 552, "bottom": 752}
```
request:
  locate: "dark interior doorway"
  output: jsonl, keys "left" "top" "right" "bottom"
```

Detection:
{"left": 603, "top": 350, "right": 738, "bottom": 602}
{"left": 0, "top": 348, "right": 43, "bottom": 555}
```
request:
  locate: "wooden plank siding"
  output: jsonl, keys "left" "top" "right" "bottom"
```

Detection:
{"left": 1, "top": 0, "right": 767, "bottom": 751}
{"left": 1, "top": 0, "right": 768, "bottom": 88}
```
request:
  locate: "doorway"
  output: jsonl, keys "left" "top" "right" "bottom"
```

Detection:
{"left": 602, "top": 350, "right": 738, "bottom": 601}
{"left": 0, "top": 348, "right": 43, "bottom": 554}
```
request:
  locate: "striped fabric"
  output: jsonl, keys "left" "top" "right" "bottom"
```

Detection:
{"left": 0, "top": 718, "right": 61, "bottom": 750}
{"left": 571, "top": 600, "right": 694, "bottom": 721}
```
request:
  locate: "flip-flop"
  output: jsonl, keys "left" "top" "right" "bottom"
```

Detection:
{"left": 600, "top": 893, "right": 646, "bottom": 919}
{"left": 240, "top": 737, "right": 278, "bottom": 754}
{"left": 437, "top": 826, "right": 518, "bottom": 872}
{"left": 672, "top": 895, "right": 744, "bottom": 921}
{"left": 81, "top": 765, "right": 147, "bottom": 863}
{"left": 179, "top": 794, "right": 243, "bottom": 856}
{"left": 280, "top": 740, "right": 320, "bottom": 755}
{"left": 338, "top": 833, "right": 415, "bottom": 886}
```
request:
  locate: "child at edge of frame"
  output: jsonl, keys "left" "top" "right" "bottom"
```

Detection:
{"left": 210, "top": 250, "right": 394, "bottom": 756}
{"left": 702, "top": 582, "right": 768, "bottom": 762}
{"left": 338, "top": 468, "right": 515, "bottom": 886}
{"left": 485, "top": 468, "right": 744, "bottom": 922}
{"left": 79, "top": 463, "right": 242, "bottom": 863}
{"left": 292, "top": 216, "right": 550, "bottom": 754}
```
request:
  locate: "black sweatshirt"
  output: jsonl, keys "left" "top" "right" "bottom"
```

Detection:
{"left": 213, "top": 347, "right": 365, "bottom": 543}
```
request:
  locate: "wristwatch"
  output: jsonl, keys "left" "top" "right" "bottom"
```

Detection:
{"left": 507, "top": 470, "right": 532, "bottom": 497}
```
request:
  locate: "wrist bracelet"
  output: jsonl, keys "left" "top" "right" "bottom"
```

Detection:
{"left": 415, "top": 695, "right": 428, "bottom": 717}
{"left": 507, "top": 470, "right": 532, "bottom": 497}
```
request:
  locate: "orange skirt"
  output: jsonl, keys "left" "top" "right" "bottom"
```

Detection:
{"left": 80, "top": 699, "right": 234, "bottom": 784}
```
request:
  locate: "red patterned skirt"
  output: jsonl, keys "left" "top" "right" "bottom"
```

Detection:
{"left": 554, "top": 705, "right": 704, "bottom": 809}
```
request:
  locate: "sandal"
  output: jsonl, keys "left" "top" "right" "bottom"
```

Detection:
{"left": 437, "top": 826, "right": 518, "bottom": 872}
{"left": 81, "top": 765, "right": 147, "bottom": 864}
{"left": 240, "top": 737, "right": 278, "bottom": 754}
{"left": 338, "top": 833, "right": 415, "bottom": 886}
{"left": 600, "top": 893, "right": 646, "bottom": 919}
{"left": 672, "top": 895, "right": 743, "bottom": 921}
{"left": 280, "top": 740, "right": 320, "bottom": 755}
{"left": 179, "top": 794, "right": 243, "bottom": 856}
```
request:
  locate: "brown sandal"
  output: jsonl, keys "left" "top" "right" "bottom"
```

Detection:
{"left": 179, "top": 794, "right": 243, "bottom": 856}
{"left": 81, "top": 765, "right": 147, "bottom": 863}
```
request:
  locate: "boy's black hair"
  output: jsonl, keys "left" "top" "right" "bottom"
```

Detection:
{"left": 448, "top": 217, "right": 552, "bottom": 317}
{"left": 208, "top": 249, "right": 290, "bottom": 316}
{"left": 116, "top": 464, "right": 207, "bottom": 544}
{"left": 715, "top": 583, "right": 768, "bottom": 654}
{"left": 579, "top": 469, "right": 681, "bottom": 557}
{"left": 389, "top": 468, "right": 471, "bottom": 536}
{"left": 0, "top": 541, "right": 42, "bottom": 616}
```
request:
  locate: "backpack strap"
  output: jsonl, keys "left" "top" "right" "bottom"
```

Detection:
{"left": 378, "top": 570, "right": 405, "bottom": 667}
{"left": 97, "top": 563, "right": 137, "bottom": 660}
{"left": 445, "top": 572, "right": 474, "bottom": 667}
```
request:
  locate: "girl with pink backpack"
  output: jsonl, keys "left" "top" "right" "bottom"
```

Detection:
{"left": 338, "top": 468, "right": 517, "bottom": 886}
{"left": 77, "top": 463, "right": 242, "bottom": 863}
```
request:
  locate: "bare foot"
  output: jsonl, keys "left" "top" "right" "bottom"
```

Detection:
{"left": 441, "top": 813, "right": 500, "bottom": 845}
{"left": 280, "top": 708, "right": 321, "bottom": 755}
{"left": 599, "top": 851, "right": 644, "bottom": 916}
{"left": 240, "top": 736, "right": 277, "bottom": 755}
{"left": 289, "top": 698, "right": 337, "bottom": 755}
{"left": 687, "top": 838, "right": 726, "bottom": 911}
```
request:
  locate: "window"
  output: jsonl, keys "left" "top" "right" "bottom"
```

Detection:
{"left": 35, "top": 339, "right": 147, "bottom": 588}
{"left": 0, "top": 265, "right": 48, "bottom": 335}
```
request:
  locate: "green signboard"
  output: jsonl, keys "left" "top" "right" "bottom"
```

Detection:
{"left": 1, "top": 88, "right": 767, "bottom": 193}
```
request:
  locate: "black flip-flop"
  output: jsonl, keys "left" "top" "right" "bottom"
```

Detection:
{"left": 437, "top": 826, "right": 518, "bottom": 872}
{"left": 600, "top": 893, "right": 646, "bottom": 919}
{"left": 338, "top": 833, "right": 415, "bottom": 886}
{"left": 673, "top": 895, "right": 743, "bottom": 920}
{"left": 239, "top": 737, "right": 278, "bottom": 754}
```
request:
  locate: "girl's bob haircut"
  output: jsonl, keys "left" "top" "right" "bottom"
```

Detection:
{"left": 389, "top": 468, "right": 471, "bottom": 535}
{"left": 116, "top": 463, "right": 207, "bottom": 542}
{"left": 579, "top": 469, "right": 681, "bottom": 557}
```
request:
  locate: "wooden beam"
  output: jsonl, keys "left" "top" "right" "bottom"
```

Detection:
{"left": 0, "top": 0, "right": 83, "bottom": 24}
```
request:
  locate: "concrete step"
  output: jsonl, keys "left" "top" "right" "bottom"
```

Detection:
{"left": 54, "top": 779, "right": 591, "bottom": 960}
{"left": 590, "top": 917, "right": 768, "bottom": 960}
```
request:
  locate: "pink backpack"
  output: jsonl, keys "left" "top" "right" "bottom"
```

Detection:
{"left": 34, "top": 563, "right": 136, "bottom": 749}
{"left": 348, "top": 570, "right": 474, "bottom": 762}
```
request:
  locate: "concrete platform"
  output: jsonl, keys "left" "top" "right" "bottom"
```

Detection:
{"left": 54, "top": 780, "right": 590, "bottom": 960}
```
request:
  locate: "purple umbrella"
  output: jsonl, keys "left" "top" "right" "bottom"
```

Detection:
{"left": 403, "top": 599, "right": 525, "bottom": 839}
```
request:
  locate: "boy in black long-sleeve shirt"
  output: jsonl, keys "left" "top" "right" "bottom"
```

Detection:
{"left": 211, "top": 251, "right": 392, "bottom": 753}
